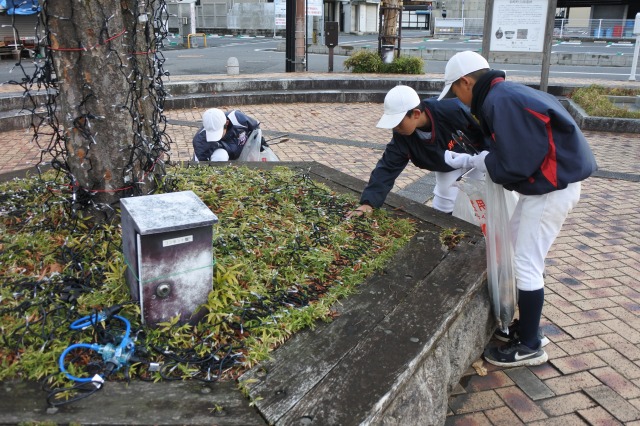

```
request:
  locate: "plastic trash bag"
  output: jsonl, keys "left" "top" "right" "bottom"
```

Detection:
{"left": 236, "top": 129, "right": 280, "bottom": 162}
{"left": 258, "top": 147, "right": 280, "bottom": 162}
{"left": 453, "top": 169, "right": 518, "bottom": 228}
{"left": 237, "top": 129, "right": 262, "bottom": 161}
{"left": 455, "top": 170, "right": 517, "bottom": 333}
{"left": 452, "top": 190, "right": 478, "bottom": 225}
{"left": 452, "top": 168, "right": 487, "bottom": 226}
{"left": 484, "top": 177, "right": 517, "bottom": 334}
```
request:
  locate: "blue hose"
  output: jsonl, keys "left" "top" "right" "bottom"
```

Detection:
{"left": 70, "top": 313, "right": 106, "bottom": 330}
{"left": 59, "top": 313, "right": 132, "bottom": 383}
{"left": 58, "top": 343, "right": 103, "bottom": 383}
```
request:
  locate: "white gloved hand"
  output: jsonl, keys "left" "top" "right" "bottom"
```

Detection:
{"left": 444, "top": 150, "right": 490, "bottom": 172}
{"left": 444, "top": 151, "right": 473, "bottom": 169}
{"left": 470, "top": 150, "right": 489, "bottom": 173}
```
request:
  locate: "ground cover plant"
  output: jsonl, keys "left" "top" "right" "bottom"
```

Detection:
{"left": 570, "top": 84, "right": 640, "bottom": 119}
{"left": 0, "top": 164, "right": 415, "bottom": 404}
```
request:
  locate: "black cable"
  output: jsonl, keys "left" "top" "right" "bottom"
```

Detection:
{"left": 46, "top": 380, "right": 104, "bottom": 408}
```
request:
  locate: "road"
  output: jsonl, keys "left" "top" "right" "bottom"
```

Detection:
{"left": 0, "top": 31, "right": 638, "bottom": 84}
{"left": 160, "top": 33, "right": 639, "bottom": 81}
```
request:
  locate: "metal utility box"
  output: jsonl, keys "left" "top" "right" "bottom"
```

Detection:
{"left": 325, "top": 21, "right": 339, "bottom": 47}
{"left": 120, "top": 191, "right": 218, "bottom": 326}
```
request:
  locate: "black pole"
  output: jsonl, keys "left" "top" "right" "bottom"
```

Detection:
{"left": 286, "top": 0, "right": 296, "bottom": 72}
{"left": 398, "top": 5, "right": 402, "bottom": 57}
{"left": 328, "top": 46, "right": 334, "bottom": 72}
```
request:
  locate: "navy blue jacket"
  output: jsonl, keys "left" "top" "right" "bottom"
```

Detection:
{"left": 474, "top": 77, "right": 597, "bottom": 195}
{"left": 361, "top": 98, "right": 486, "bottom": 208}
{"left": 193, "top": 110, "right": 260, "bottom": 161}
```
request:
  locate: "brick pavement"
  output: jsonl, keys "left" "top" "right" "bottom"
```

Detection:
{"left": 1, "top": 74, "right": 640, "bottom": 425}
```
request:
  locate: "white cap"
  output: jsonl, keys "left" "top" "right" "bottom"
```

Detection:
{"left": 376, "top": 85, "right": 421, "bottom": 129}
{"left": 437, "top": 51, "right": 490, "bottom": 100}
{"left": 202, "top": 108, "right": 227, "bottom": 142}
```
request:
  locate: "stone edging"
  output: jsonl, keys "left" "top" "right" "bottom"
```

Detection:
{"left": 561, "top": 98, "right": 640, "bottom": 133}
{"left": 0, "top": 77, "right": 637, "bottom": 133}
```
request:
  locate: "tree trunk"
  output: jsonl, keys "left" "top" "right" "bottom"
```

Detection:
{"left": 43, "top": 1, "right": 167, "bottom": 221}
{"left": 381, "top": 0, "right": 400, "bottom": 48}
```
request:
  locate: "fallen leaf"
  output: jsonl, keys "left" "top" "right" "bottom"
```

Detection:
{"left": 472, "top": 359, "right": 487, "bottom": 376}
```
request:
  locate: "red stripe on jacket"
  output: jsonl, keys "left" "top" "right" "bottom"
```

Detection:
{"left": 524, "top": 108, "right": 558, "bottom": 188}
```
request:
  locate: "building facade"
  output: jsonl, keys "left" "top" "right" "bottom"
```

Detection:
{"left": 1, "top": 0, "right": 638, "bottom": 49}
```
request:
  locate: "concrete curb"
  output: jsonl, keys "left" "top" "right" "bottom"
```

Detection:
{"left": 1, "top": 76, "right": 636, "bottom": 133}
{"left": 562, "top": 98, "right": 640, "bottom": 133}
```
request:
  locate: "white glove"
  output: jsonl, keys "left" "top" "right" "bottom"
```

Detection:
{"left": 470, "top": 151, "right": 489, "bottom": 173}
{"left": 444, "top": 151, "right": 473, "bottom": 169}
{"left": 444, "top": 150, "right": 489, "bottom": 173}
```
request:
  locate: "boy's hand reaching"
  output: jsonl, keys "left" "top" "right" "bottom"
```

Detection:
{"left": 345, "top": 204, "right": 373, "bottom": 219}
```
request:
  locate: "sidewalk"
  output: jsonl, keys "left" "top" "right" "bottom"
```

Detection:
{"left": 1, "top": 73, "right": 640, "bottom": 424}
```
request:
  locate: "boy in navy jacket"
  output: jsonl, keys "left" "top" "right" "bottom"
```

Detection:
{"left": 347, "top": 85, "right": 486, "bottom": 218}
{"left": 193, "top": 108, "right": 261, "bottom": 161}
{"left": 441, "top": 51, "right": 598, "bottom": 367}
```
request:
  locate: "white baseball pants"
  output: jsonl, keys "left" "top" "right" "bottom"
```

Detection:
{"left": 510, "top": 182, "right": 581, "bottom": 291}
{"left": 433, "top": 168, "right": 467, "bottom": 213}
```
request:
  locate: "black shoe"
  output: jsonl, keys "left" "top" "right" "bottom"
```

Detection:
{"left": 484, "top": 339, "right": 548, "bottom": 367}
{"left": 494, "top": 319, "right": 550, "bottom": 347}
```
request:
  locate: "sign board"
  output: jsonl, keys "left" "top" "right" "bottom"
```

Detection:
{"left": 274, "top": 0, "right": 286, "bottom": 15}
{"left": 307, "top": 0, "right": 323, "bottom": 17}
{"left": 274, "top": 0, "right": 286, "bottom": 28}
{"left": 490, "top": 0, "right": 548, "bottom": 52}
{"left": 273, "top": 0, "right": 321, "bottom": 19}
{"left": 630, "top": 13, "right": 640, "bottom": 80}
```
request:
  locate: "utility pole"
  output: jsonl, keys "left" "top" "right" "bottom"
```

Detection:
{"left": 286, "top": 0, "right": 306, "bottom": 72}
{"left": 296, "top": 0, "right": 306, "bottom": 71}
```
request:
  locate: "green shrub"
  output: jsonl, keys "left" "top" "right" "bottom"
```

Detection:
{"left": 570, "top": 85, "right": 640, "bottom": 119}
{"left": 344, "top": 50, "right": 424, "bottom": 74}
{"left": 383, "top": 56, "right": 425, "bottom": 75}
{"left": 343, "top": 50, "right": 384, "bottom": 73}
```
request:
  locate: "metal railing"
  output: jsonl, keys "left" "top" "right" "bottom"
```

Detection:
{"left": 187, "top": 33, "right": 208, "bottom": 48}
{"left": 434, "top": 18, "right": 638, "bottom": 40}
{"left": 433, "top": 18, "right": 483, "bottom": 38}
{"left": 553, "top": 18, "right": 636, "bottom": 39}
